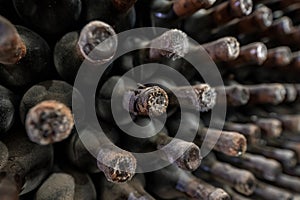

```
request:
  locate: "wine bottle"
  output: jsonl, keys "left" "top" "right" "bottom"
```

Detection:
{"left": 198, "top": 5, "right": 273, "bottom": 42}
{"left": 216, "top": 152, "right": 282, "bottom": 181}
{"left": 246, "top": 83, "right": 287, "bottom": 105}
{"left": 65, "top": 126, "right": 137, "bottom": 183}
{"left": 184, "top": 0, "right": 253, "bottom": 39}
{"left": 283, "top": 3, "right": 300, "bottom": 25}
{"left": 121, "top": 118, "right": 202, "bottom": 171}
{"left": 20, "top": 80, "right": 75, "bottom": 145}
{"left": 96, "top": 76, "right": 169, "bottom": 124}
{"left": 200, "top": 37, "right": 241, "bottom": 62}
{"left": 146, "top": 164, "right": 230, "bottom": 200}
{"left": 198, "top": 153, "right": 256, "bottom": 195}
{"left": 262, "top": 46, "right": 292, "bottom": 68}
{"left": 252, "top": 117, "right": 283, "bottom": 138}
{"left": 54, "top": 20, "right": 118, "bottom": 83}
{"left": 168, "top": 112, "right": 247, "bottom": 157}
{"left": 223, "top": 122, "right": 261, "bottom": 144}
{"left": 224, "top": 42, "right": 268, "bottom": 68}
{"left": 214, "top": 84, "right": 250, "bottom": 106}
{"left": 0, "top": 16, "right": 51, "bottom": 91}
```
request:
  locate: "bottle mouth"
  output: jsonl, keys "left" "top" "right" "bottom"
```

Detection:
{"left": 78, "top": 21, "right": 118, "bottom": 64}
{"left": 25, "top": 100, "right": 74, "bottom": 145}
{"left": 149, "top": 29, "right": 189, "bottom": 61}
{"left": 255, "top": 43, "right": 268, "bottom": 65}
{"left": 134, "top": 86, "right": 169, "bottom": 117}
{"left": 240, "top": 0, "right": 253, "bottom": 16}
{"left": 230, "top": 86, "right": 250, "bottom": 106}
{"left": 231, "top": 0, "right": 253, "bottom": 17}
{"left": 177, "top": 142, "right": 202, "bottom": 171}
{"left": 256, "top": 6, "right": 273, "bottom": 29}
{"left": 273, "top": 47, "right": 292, "bottom": 66}
{"left": 97, "top": 149, "right": 137, "bottom": 183}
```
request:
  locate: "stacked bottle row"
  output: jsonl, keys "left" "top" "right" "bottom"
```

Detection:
{"left": 0, "top": 0, "right": 300, "bottom": 199}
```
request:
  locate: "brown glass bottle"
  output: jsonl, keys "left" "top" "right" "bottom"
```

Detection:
{"left": 65, "top": 126, "right": 137, "bottom": 183}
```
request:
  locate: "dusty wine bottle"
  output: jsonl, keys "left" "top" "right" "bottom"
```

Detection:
{"left": 167, "top": 112, "right": 247, "bottom": 156}
{"left": 133, "top": 29, "right": 189, "bottom": 65}
{"left": 225, "top": 42, "right": 268, "bottom": 68}
{"left": 283, "top": 3, "right": 300, "bottom": 25}
{"left": 223, "top": 122, "right": 261, "bottom": 144}
{"left": 269, "top": 114, "right": 300, "bottom": 133}
{"left": 19, "top": 80, "right": 75, "bottom": 145}
{"left": 35, "top": 173, "right": 75, "bottom": 200}
{"left": 251, "top": 117, "right": 282, "bottom": 138}
{"left": 198, "top": 153, "right": 256, "bottom": 195}
{"left": 261, "top": 17, "right": 293, "bottom": 38}
{"left": 265, "top": 26, "right": 300, "bottom": 48}
{"left": 216, "top": 152, "right": 282, "bottom": 181}
{"left": 96, "top": 76, "right": 169, "bottom": 124}
{"left": 247, "top": 145, "right": 297, "bottom": 168}
{"left": 184, "top": 0, "right": 253, "bottom": 39}
{"left": 122, "top": 118, "right": 202, "bottom": 171}
{"left": 199, "top": 37, "right": 241, "bottom": 62}
{"left": 151, "top": 0, "right": 216, "bottom": 28}
{"left": 0, "top": 15, "right": 51, "bottom": 90}
{"left": 94, "top": 173, "right": 155, "bottom": 200}
{"left": 13, "top": 0, "right": 82, "bottom": 35}
{"left": 246, "top": 83, "right": 287, "bottom": 105}
{"left": 262, "top": 46, "right": 292, "bottom": 68}
{"left": 0, "top": 125, "right": 54, "bottom": 197}
{"left": 203, "top": 5, "right": 273, "bottom": 41}
{"left": 146, "top": 164, "right": 230, "bottom": 200}
{"left": 243, "top": 17, "right": 294, "bottom": 44}
{"left": 214, "top": 84, "right": 250, "bottom": 106}
{"left": 167, "top": 83, "right": 216, "bottom": 112}
{"left": 65, "top": 126, "right": 137, "bottom": 183}
{"left": 261, "top": 104, "right": 300, "bottom": 123}
{"left": 54, "top": 20, "right": 118, "bottom": 83}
